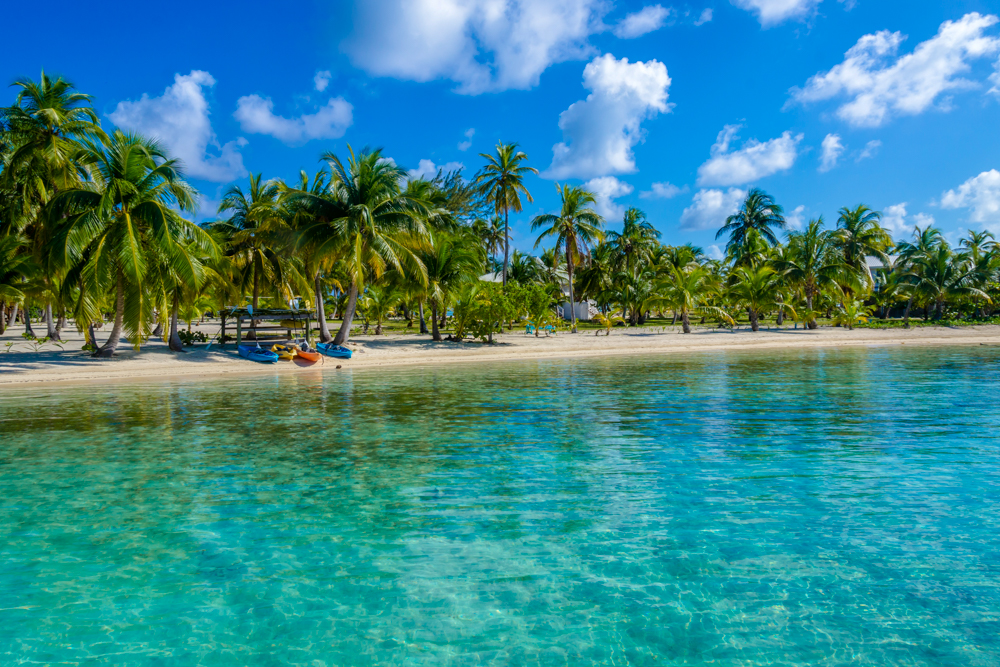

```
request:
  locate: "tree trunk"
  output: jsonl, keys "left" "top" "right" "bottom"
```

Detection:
{"left": 749, "top": 308, "right": 760, "bottom": 332}
{"left": 248, "top": 264, "right": 260, "bottom": 339}
{"left": 935, "top": 298, "right": 944, "bottom": 321}
{"left": 56, "top": 309, "right": 66, "bottom": 339}
{"left": 502, "top": 207, "right": 509, "bottom": 287}
{"left": 8, "top": 302, "right": 18, "bottom": 334}
{"left": 95, "top": 271, "right": 124, "bottom": 357}
{"left": 806, "top": 293, "right": 818, "bottom": 330}
{"left": 314, "top": 271, "right": 333, "bottom": 343}
{"left": 681, "top": 309, "right": 691, "bottom": 334}
{"left": 431, "top": 303, "right": 442, "bottom": 341}
{"left": 168, "top": 291, "right": 185, "bottom": 352}
{"left": 418, "top": 300, "right": 429, "bottom": 334}
{"left": 45, "top": 304, "right": 59, "bottom": 340}
{"left": 333, "top": 281, "right": 358, "bottom": 345}
{"left": 0, "top": 301, "right": 5, "bottom": 335}
{"left": 24, "top": 305, "right": 35, "bottom": 337}
{"left": 566, "top": 246, "right": 577, "bottom": 333}
{"left": 87, "top": 322, "right": 99, "bottom": 350}
{"left": 671, "top": 310, "right": 678, "bottom": 326}
{"left": 776, "top": 304, "right": 784, "bottom": 326}
{"left": 152, "top": 321, "right": 163, "bottom": 337}
{"left": 903, "top": 297, "right": 912, "bottom": 329}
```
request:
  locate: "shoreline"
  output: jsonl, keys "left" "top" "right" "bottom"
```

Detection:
{"left": 1, "top": 324, "right": 998, "bottom": 388}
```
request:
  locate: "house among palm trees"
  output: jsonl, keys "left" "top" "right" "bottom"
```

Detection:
{"left": 866, "top": 255, "right": 898, "bottom": 291}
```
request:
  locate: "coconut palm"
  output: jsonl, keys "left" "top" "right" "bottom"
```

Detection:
{"left": 607, "top": 207, "right": 660, "bottom": 274}
{"left": 716, "top": 188, "right": 785, "bottom": 256}
{"left": 959, "top": 230, "right": 996, "bottom": 263}
{"left": 727, "top": 265, "right": 795, "bottom": 332}
{"left": 474, "top": 143, "right": 537, "bottom": 285}
{"left": 531, "top": 184, "right": 604, "bottom": 333}
{"left": 906, "top": 243, "right": 991, "bottom": 319}
{"left": 47, "top": 131, "right": 213, "bottom": 356}
{"left": 834, "top": 204, "right": 892, "bottom": 295}
{"left": 358, "top": 284, "right": 400, "bottom": 335}
{"left": 592, "top": 311, "right": 625, "bottom": 336}
{"left": 647, "top": 264, "right": 732, "bottom": 333}
{"left": 414, "top": 231, "right": 483, "bottom": 341}
{"left": 772, "top": 218, "right": 843, "bottom": 329}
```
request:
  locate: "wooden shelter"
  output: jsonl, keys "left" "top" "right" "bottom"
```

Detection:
{"left": 218, "top": 308, "right": 315, "bottom": 347}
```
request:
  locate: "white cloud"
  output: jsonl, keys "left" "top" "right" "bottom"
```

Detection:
{"left": 786, "top": 204, "right": 807, "bottom": 230}
{"left": 732, "top": 0, "right": 820, "bottom": 27}
{"left": 613, "top": 5, "right": 671, "bottom": 38}
{"left": 639, "top": 181, "right": 688, "bottom": 199}
{"left": 914, "top": 212, "right": 936, "bottom": 226}
{"left": 706, "top": 244, "right": 724, "bottom": 260}
{"left": 695, "top": 8, "right": 713, "bottom": 26}
{"left": 108, "top": 70, "right": 247, "bottom": 183}
{"left": 856, "top": 139, "right": 882, "bottom": 162}
{"left": 819, "top": 133, "right": 844, "bottom": 172}
{"left": 680, "top": 188, "right": 747, "bottom": 230}
{"left": 407, "top": 158, "right": 465, "bottom": 180}
{"left": 941, "top": 169, "right": 1000, "bottom": 223}
{"left": 314, "top": 70, "right": 332, "bottom": 92}
{"left": 585, "top": 176, "right": 634, "bottom": 219}
{"left": 881, "top": 202, "right": 912, "bottom": 237}
{"left": 341, "top": 0, "right": 610, "bottom": 94}
{"left": 458, "top": 127, "right": 475, "bottom": 151}
{"left": 790, "top": 13, "right": 1000, "bottom": 127}
{"left": 234, "top": 95, "right": 353, "bottom": 145}
{"left": 546, "top": 54, "right": 671, "bottom": 180}
{"left": 696, "top": 125, "right": 802, "bottom": 187}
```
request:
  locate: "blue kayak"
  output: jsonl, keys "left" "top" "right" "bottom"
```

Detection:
{"left": 238, "top": 344, "right": 279, "bottom": 364}
{"left": 317, "top": 342, "right": 353, "bottom": 359}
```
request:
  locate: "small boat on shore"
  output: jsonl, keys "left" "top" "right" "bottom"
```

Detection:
{"left": 271, "top": 343, "right": 296, "bottom": 360}
{"left": 317, "top": 342, "right": 352, "bottom": 359}
{"left": 295, "top": 347, "right": 322, "bottom": 362}
{"left": 238, "top": 344, "right": 279, "bottom": 364}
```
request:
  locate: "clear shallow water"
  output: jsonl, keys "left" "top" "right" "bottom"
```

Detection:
{"left": 2, "top": 347, "right": 1000, "bottom": 666}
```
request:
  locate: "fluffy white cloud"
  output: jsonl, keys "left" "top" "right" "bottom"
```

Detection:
{"left": 819, "top": 133, "right": 844, "bottom": 172}
{"left": 706, "top": 244, "right": 724, "bottom": 260}
{"left": 585, "top": 176, "right": 634, "bottom": 219}
{"left": 881, "top": 203, "right": 911, "bottom": 237}
{"left": 680, "top": 188, "right": 746, "bottom": 230}
{"left": 458, "top": 128, "right": 475, "bottom": 151}
{"left": 613, "top": 5, "right": 671, "bottom": 38}
{"left": 108, "top": 70, "right": 247, "bottom": 183}
{"left": 786, "top": 204, "right": 807, "bottom": 230}
{"left": 941, "top": 169, "right": 1000, "bottom": 223}
{"left": 732, "top": 0, "right": 820, "bottom": 27}
{"left": 694, "top": 8, "right": 713, "bottom": 26}
{"left": 696, "top": 125, "right": 802, "bottom": 187}
{"left": 639, "top": 181, "right": 688, "bottom": 199}
{"left": 407, "top": 159, "right": 465, "bottom": 180}
{"left": 314, "top": 70, "right": 332, "bottom": 92}
{"left": 234, "top": 95, "right": 353, "bottom": 145}
{"left": 790, "top": 13, "right": 1000, "bottom": 127}
{"left": 342, "top": 0, "right": 611, "bottom": 94}
{"left": 546, "top": 54, "right": 671, "bottom": 180}
{"left": 856, "top": 139, "right": 881, "bottom": 162}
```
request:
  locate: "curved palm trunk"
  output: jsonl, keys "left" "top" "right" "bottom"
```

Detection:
{"left": 95, "top": 271, "right": 124, "bottom": 357}
{"left": 934, "top": 297, "right": 944, "bottom": 320}
{"left": 502, "top": 207, "right": 509, "bottom": 287}
{"left": 314, "top": 272, "right": 333, "bottom": 343}
{"left": 8, "top": 302, "right": 18, "bottom": 334}
{"left": 749, "top": 308, "right": 760, "bottom": 332}
{"left": 87, "top": 322, "right": 98, "bottom": 350}
{"left": 333, "top": 282, "right": 359, "bottom": 345}
{"left": 681, "top": 309, "right": 691, "bottom": 334}
{"left": 566, "top": 246, "right": 577, "bottom": 333}
{"left": 418, "top": 300, "right": 429, "bottom": 334}
{"left": 806, "top": 293, "right": 818, "bottom": 330}
{"left": 0, "top": 302, "right": 5, "bottom": 336}
{"left": 248, "top": 266, "right": 261, "bottom": 340}
{"left": 168, "top": 291, "right": 185, "bottom": 352}
{"left": 431, "top": 303, "right": 442, "bottom": 341}
{"left": 152, "top": 321, "right": 163, "bottom": 337}
{"left": 903, "top": 296, "right": 912, "bottom": 328}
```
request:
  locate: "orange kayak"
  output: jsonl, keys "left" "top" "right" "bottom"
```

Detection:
{"left": 295, "top": 348, "right": 321, "bottom": 363}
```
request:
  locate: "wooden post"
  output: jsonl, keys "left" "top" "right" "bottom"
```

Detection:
{"left": 305, "top": 315, "right": 312, "bottom": 345}
{"left": 221, "top": 313, "right": 227, "bottom": 347}
{"left": 236, "top": 315, "right": 242, "bottom": 346}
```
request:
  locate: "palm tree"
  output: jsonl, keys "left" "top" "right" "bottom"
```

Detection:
{"left": 358, "top": 284, "right": 400, "bottom": 335}
{"left": 47, "top": 131, "right": 213, "bottom": 356}
{"left": 906, "top": 243, "right": 991, "bottom": 319}
{"left": 894, "top": 225, "right": 945, "bottom": 325}
{"left": 959, "top": 230, "right": 996, "bottom": 263}
{"left": 647, "top": 264, "right": 731, "bottom": 333}
{"left": 309, "top": 146, "right": 430, "bottom": 345}
{"left": 0, "top": 234, "right": 34, "bottom": 335}
{"left": 727, "top": 265, "right": 794, "bottom": 332}
{"left": 772, "top": 218, "right": 843, "bottom": 329}
{"left": 607, "top": 207, "right": 660, "bottom": 274}
{"left": 531, "top": 184, "right": 604, "bottom": 333}
{"left": 716, "top": 188, "right": 785, "bottom": 257}
{"left": 414, "top": 231, "right": 482, "bottom": 341}
{"left": 211, "top": 174, "right": 293, "bottom": 337}
{"left": 834, "top": 204, "right": 892, "bottom": 296}
{"left": 474, "top": 143, "right": 537, "bottom": 286}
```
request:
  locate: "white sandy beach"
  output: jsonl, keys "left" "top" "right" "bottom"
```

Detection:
{"left": 1, "top": 320, "right": 998, "bottom": 387}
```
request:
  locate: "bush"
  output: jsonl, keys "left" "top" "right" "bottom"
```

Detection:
{"left": 178, "top": 330, "right": 207, "bottom": 345}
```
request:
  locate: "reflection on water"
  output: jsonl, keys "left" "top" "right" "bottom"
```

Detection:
{"left": 2, "top": 346, "right": 1000, "bottom": 665}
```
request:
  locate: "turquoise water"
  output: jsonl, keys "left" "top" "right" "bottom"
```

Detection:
{"left": 2, "top": 346, "right": 1000, "bottom": 665}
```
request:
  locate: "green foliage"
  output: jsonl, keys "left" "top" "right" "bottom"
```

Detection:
{"left": 178, "top": 330, "right": 207, "bottom": 345}
{"left": 453, "top": 282, "right": 515, "bottom": 343}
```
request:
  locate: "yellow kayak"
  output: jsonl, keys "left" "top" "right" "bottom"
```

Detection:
{"left": 271, "top": 343, "right": 296, "bottom": 360}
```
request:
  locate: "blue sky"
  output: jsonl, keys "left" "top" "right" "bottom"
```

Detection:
{"left": 5, "top": 0, "right": 1000, "bottom": 257}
